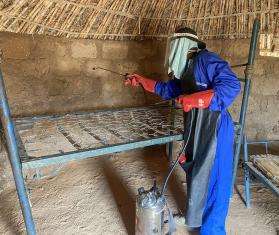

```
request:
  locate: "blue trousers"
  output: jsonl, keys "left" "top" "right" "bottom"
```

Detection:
{"left": 200, "top": 112, "right": 234, "bottom": 235}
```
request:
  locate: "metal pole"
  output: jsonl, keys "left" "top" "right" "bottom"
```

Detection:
{"left": 0, "top": 70, "right": 36, "bottom": 235}
{"left": 243, "top": 135, "right": 251, "bottom": 208}
{"left": 232, "top": 19, "right": 260, "bottom": 189}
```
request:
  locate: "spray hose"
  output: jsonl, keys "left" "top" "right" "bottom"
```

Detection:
{"left": 161, "top": 109, "right": 193, "bottom": 196}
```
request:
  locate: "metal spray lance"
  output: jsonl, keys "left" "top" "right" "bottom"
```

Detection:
{"left": 92, "top": 67, "right": 128, "bottom": 78}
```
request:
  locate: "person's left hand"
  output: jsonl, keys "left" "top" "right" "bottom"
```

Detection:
{"left": 176, "top": 90, "right": 214, "bottom": 112}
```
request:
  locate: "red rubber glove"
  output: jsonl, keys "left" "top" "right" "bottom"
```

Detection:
{"left": 125, "top": 74, "right": 156, "bottom": 93}
{"left": 176, "top": 90, "right": 214, "bottom": 112}
{"left": 178, "top": 154, "right": 187, "bottom": 164}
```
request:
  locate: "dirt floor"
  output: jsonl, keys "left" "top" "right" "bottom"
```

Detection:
{"left": 0, "top": 147, "right": 278, "bottom": 235}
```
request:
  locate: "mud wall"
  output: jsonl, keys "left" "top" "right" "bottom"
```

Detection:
{"left": 0, "top": 32, "right": 166, "bottom": 117}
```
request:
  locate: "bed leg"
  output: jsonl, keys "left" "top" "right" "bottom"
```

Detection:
{"left": 243, "top": 135, "right": 251, "bottom": 208}
{"left": 0, "top": 70, "right": 36, "bottom": 234}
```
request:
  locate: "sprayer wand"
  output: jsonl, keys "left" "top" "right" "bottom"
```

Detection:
{"left": 92, "top": 66, "right": 176, "bottom": 107}
{"left": 92, "top": 66, "right": 153, "bottom": 104}
{"left": 92, "top": 67, "right": 128, "bottom": 78}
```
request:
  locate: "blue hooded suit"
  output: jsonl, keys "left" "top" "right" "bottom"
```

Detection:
{"left": 155, "top": 49, "right": 240, "bottom": 235}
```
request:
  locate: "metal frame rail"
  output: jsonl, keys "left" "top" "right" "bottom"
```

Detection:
{"left": 22, "top": 135, "right": 183, "bottom": 169}
{"left": 0, "top": 19, "right": 260, "bottom": 234}
{"left": 243, "top": 137, "right": 279, "bottom": 208}
{"left": 231, "top": 19, "right": 260, "bottom": 191}
{"left": 0, "top": 73, "right": 36, "bottom": 235}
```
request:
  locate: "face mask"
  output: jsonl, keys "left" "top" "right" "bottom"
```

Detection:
{"left": 166, "top": 37, "right": 198, "bottom": 79}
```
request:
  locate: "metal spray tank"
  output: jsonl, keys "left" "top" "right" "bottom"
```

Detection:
{"left": 135, "top": 181, "right": 166, "bottom": 235}
{"left": 135, "top": 132, "right": 191, "bottom": 235}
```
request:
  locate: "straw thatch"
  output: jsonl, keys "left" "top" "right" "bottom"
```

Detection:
{"left": 0, "top": 0, "right": 278, "bottom": 40}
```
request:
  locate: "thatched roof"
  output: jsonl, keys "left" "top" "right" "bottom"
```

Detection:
{"left": 0, "top": 0, "right": 278, "bottom": 40}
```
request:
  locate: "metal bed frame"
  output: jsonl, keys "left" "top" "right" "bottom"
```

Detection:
{"left": 0, "top": 19, "right": 260, "bottom": 235}
{"left": 243, "top": 137, "right": 279, "bottom": 208}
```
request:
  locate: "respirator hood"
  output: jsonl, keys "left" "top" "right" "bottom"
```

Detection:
{"left": 165, "top": 28, "right": 206, "bottom": 79}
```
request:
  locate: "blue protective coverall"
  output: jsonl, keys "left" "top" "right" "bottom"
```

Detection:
{"left": 155, "top": 50, "right": 241, "bottom": 235}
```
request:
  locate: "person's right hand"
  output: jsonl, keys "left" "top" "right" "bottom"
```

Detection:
{"left": 124, "top": 74, "right": 144, "bottom": 87}
{"left": 124, "top": 74, "right": 156, "bottom": 93}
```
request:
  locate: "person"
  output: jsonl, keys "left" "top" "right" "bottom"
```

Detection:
{"left": 125, "top": 27, "right": 241, "bottom": 235}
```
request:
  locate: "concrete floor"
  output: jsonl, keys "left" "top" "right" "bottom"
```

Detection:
{"left": 0, "top": 147, "right": 278, "bottom": 235}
